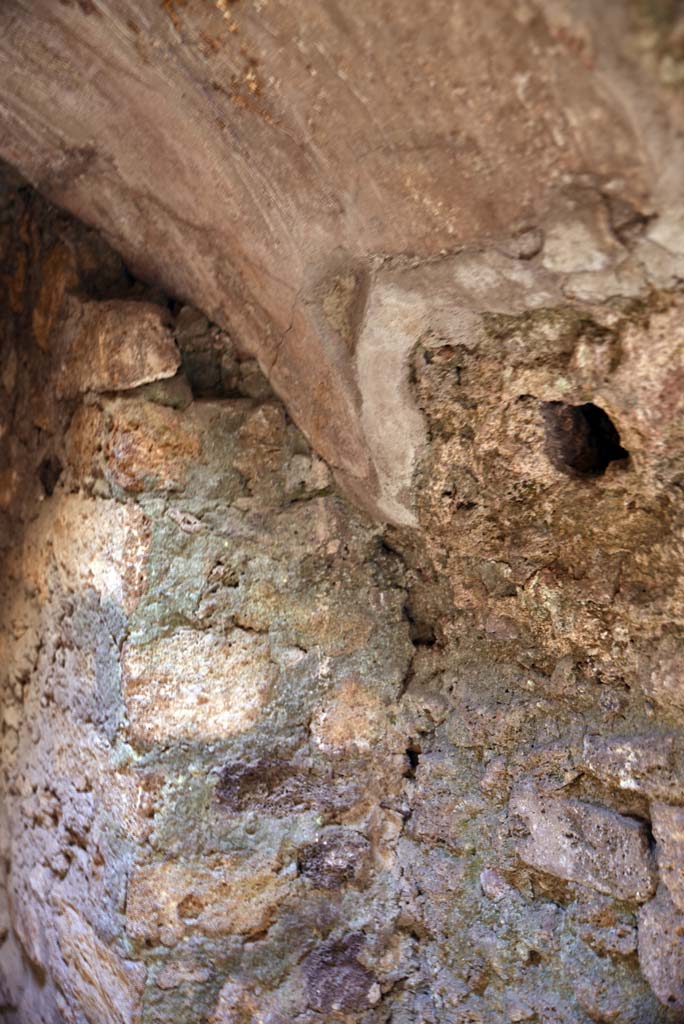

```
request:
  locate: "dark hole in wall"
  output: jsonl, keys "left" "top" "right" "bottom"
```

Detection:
{"left": 404, "top": 739, "right": 421, "bottom": 779}
{"left": 541, "top": 402, "right": 629, "bottom": 477}
{"left": 38, "top": 455, "right": 62, "bottom": 496}
{"left": 402, "top": 601, "right": 436, "bottom": 647}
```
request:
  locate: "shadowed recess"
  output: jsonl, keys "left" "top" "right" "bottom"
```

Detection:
{"left": 541, "top": 401, "right": 630, "bottom": 477}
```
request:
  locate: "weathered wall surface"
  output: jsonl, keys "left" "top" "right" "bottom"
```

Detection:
{"left": 1, "top": 0, "right": 684, "bottom": 521}
{"left": 2, "top": 149, "right": 684, "bottom": 1021}
{"left": 2, "top": 2, "right": 684, "bottom": 1022}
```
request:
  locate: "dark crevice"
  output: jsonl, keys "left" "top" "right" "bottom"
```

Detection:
{"left": 38, "top": 455, "right": 62, "bottom": 496}
{"left": 404, "top": 740, "right": 421, "bottom": 779}
{"left": 541, "top": 401, "right": 630, "bottom": 477}
{"left": 402, "top": 601, "right": 436, "bottom": 647}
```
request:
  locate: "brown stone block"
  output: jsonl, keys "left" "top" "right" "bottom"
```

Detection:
{"left": 56, "top": 300, "right": 180, "bottom": 398}
{"left": 32, "top": 243, "right": 78, "bottom": 351}
{"left": 126, "top": 857, "right": 289, "bottom": 945}
{"left": 63, "top": 403, "right": 105, "bottom": 486}
{"left": 19, "top": 495, "right": 150, "bottom": 614}
{"left": 103, "top": 399, "right": 201, "bottom": 493}
{"left": 122, "top": 628, "right": 276, "bottom": 747}
{"left": 310, "top": 678, "right": 391, "bottom": 754}
{"left": 582, "top": 733, "right": 684, "bottom": 804}
{"left": 638, "top": 885, "right": 684, "bottom": 1010}
{"left": 652, "top": 803, "right": 684, "bottom": 912}
{"left": 50, "top": 495, "right": 150, "bottom": 615}
{"left": 510, "top": 789, "right": 656, "bottom": 902}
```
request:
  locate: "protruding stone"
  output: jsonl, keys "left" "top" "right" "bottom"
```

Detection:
{"left": 644, "top": 634, "right": 684, "bottom": 717}
{"left": 652, "top": 803, "right": 684, "bottom": 911}
{"left": 310, "top": 678, "right": 389, "bottom": 753}
{"left": 49, "top": 496, "right": 150, "bottom": 615}
{"left": 638, "top": 886, "right": 684, "bottom": 1010}
{"left": 480, "top": 867, "right": 515, "bottom": 903}
{"left": 297, "top": 829, "right": 371, "bottom": 890}
{"left": 17, "top": 493, "right": 150, "bottom": 613}
{"left": 233, "top": 403, "right": 288, "bottom": 483}
{"left": 122, "top": 628, "right": 277, "bottom": 747}
{"left": 57, "top": 300, "right": 180, "bottom": 397}
{"left": 541, "top": 189, "right": 623, "bottom": 275}
{"left": 126, "top": 858, "right": 289, "bottom": 945}
{"left": 302, "top": 934, "right": 376, "bottom": 1015}
{"left": 582, "top": 733, "right": 684, "bottom": 803}
{"left": 103, "top": 399, "right": 201, "bottom": 493}
{"left": 510, "top": 789, "right": 656, "bottom": 902}
{"left": 283, "top": 453, "right": 331, "bottom": 499}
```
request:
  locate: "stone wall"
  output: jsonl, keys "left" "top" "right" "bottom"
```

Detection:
{"left": 2, "top": 161, "right": 684, "bottom": 1024}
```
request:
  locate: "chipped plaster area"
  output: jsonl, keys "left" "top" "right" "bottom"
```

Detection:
{"left": 353, "top": 242, "right": 563, "bottom": 526}
{"left": 352, "top": 184, "right": 684, "bottom": 525}
{"left": 354, "top": 281, "right": 428, "bottom": 526}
